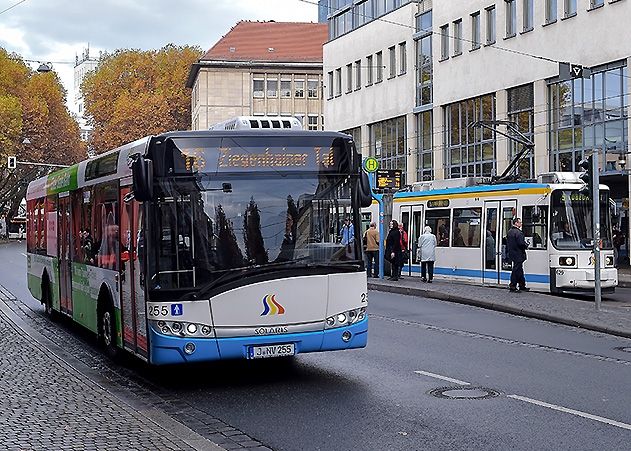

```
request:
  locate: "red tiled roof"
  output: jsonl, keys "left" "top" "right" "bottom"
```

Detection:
{"left": 201, "top": 21, "right": 327, "bottom": 63}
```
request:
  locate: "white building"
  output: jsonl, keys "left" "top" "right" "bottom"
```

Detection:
{"left": 73, "top": 47, "right": 98, "bottom": 148}
{"left": 324, "top": 0, "right": 631, "bottom": 260}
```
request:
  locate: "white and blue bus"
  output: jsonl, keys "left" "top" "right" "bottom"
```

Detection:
{"left": 26, "top": 129, "right": 371, "bottom": 364}
{"left": 366, "top": 173, "right": 618, "bottom": 294}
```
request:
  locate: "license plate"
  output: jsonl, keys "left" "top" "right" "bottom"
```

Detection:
{"left": 248, "top": 343, "right": 295, "bottom": 359}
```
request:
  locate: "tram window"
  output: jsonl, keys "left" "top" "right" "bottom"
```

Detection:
{"left": 426, "top": 209, "right": 450, "bottom": 247}
{"left": 523, "top": 206, "right": 547, "bottom": 250}
{"left": 452, "top": 208, "right": 482, "bottom": 248}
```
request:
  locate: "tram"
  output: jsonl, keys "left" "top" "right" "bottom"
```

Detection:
{"left": 365, "top": 173, "right": 618, "bottom": 294}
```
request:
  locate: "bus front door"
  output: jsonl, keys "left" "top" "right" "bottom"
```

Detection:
{"left": 483, "top": 200, "right": 517, "bottom": 285}
{"left": 58, "top": 196, "right": 73, "bottom": 314}
{"left": 119, "top": 188, "right": 148, "bottom": 358}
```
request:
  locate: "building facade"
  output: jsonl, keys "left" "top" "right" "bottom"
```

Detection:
{"left": 324, "top": 0, "right": 631, "bottom": 259}
{"left": 73, "top": 47, "right": 98, "bottom": 148}
{"left": 187, "top": 21, "right": 327, "bottom": 131}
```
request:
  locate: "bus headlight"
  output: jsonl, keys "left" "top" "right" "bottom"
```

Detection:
{"left": 559, "top": 257, "right": 576, "bottom": 267}
{"left": 605, "top": 256, "right": 614, "bottom": 267}
{"left": 326, "top": 307, "right": 367, "bottom": 329}
{"left": 186, "top": 323, "right": 198, "bottom": 334}
{"left": 151, "top": 321, "right": 214, "bottom": 338}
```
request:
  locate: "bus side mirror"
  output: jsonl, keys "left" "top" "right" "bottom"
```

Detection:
{"left": 359, "top": 172, "right": 373, "bottom": 208}
{"left": 132, "top": 156, "right": 153, "bottom": 202}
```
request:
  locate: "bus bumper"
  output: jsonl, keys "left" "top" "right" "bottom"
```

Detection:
{"left": 148, "top": 318, "right": 368, "bottom": 365}
{"left": 552, "top": 267, "right": 618, "bottom": 291}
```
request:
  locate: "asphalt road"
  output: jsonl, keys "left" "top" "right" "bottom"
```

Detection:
{"left": 2, "top": 241, "right": 631, "bottom": 450}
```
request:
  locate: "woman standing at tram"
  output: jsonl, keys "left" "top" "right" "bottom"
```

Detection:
{"left": 386, "top": 220, "right": 402, "bottom": 281}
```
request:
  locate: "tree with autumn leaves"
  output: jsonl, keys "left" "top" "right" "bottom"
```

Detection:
{"left": 0, "top": 48, "right": 85, "bottom": 217}
{"left": 82, "top": 44, "right": 202, "bottom": 154}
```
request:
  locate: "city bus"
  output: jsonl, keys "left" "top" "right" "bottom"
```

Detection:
{"left": 26, "top": 129, "right": 372, "bottom": 364}
{"left": 365, "top": 173, "right": 618, "bottom": 294}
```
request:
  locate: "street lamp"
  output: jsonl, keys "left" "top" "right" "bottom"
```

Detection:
{"left": 36, "top": 62, "right": 52, "bottom": 73}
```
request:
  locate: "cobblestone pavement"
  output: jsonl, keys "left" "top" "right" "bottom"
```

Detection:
{"left": 0, "top": 284, "right": 271, "bottom": 451}
{"left": 368, "top": 276, "right": 631, "bottom": 338}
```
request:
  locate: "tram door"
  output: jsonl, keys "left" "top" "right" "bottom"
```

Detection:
{"left": 399, "top": 205, "right": 423, "bottom": 275}
{"left": 483, "top": 200, "right": 516, "bottom": 285}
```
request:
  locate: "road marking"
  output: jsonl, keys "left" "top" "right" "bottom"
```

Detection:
{"left": 414, "top": 370, "right": 470, "bottom": 386}
{"left": 507, "top": 394, "right": 631, "bottom": 431}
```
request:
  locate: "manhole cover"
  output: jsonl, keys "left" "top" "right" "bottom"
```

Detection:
{"left": 428, "top": 386, "right": 501, "bottom": 400}
{"left": 614, "top": 346, "right": 631, "bottom": 353}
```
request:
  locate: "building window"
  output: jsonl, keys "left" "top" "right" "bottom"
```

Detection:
{"left": 370, "top": 116, "right": 407, "bottom": 184}
{"left": 355, "top": 60, "right": 362, "bottom": 90}
{"left": 417, "top": 111, "right": 433, "bottom": 181}
{"left": 471, "top": 12, "right": 481, "bottom": 50}
{"left": 266, "top": 76, "right": 278, "bottom": 97}
{"left": 389, "top": 46, "right": 396, "bottom": 78}
{"left": 366, "top": 55, "right": 374, "bottom": 86}
{"left": 440, "top": 24, "right": 449, "bottom": 60}
{"left": 343, "top": 127, "right": 361, "bottom": 151}
{"left": 507, "top": 83, "right": 535, "bottom": 179}
{"left": 335, "top": 68, "right": 342, "bottom": 96}
{"left": 546, "top": 0, "right": 557, "bottom": 23}
{"left": 253, "top": 78, "right": 264, "bottom": 98}
{"left": 523, "top": 0, "right": 534, "bottom": 31}
{"left": 505, "top": 0, "right": 516, "bottom": 37}
{"left": 281, "top": 79, "right": 291, "bottom": 98}
{"left": 564, "top": 0, "right": 577, "bottom": 17}
{"left": 308, "top": 115, "right": 319, "bottom": 131}
{"left": 416, "top": 15, "right": 432, "bottom": 107}
{"left": 346, "top": 64, "right": 353, "bottom": 93}
{"left": 590, "top": 0, "right": 604, "bottom": 8}
{"left": 398, "top": 42, "right": 407, "bottom": 75}
{"left": 453, "top": 19, "right": 462, "bottom": 56}
{"left": 548, "top": 63, "right": 628, "bottom": 175}
{"left": 416, "top": 9, "right": 432, "bottom": 33}
{"left": 486, "top": 6, "right": 496, "bottom": 44}
{"left": 376, "top": 51, "right": 383, "bottom": 83}
{"left": 444, "top": 94, "right": 496, "bottom": 178}
{"left": 295, "top": 79, "right": 305, "bottom": 98}
{"left": 327, "top": 72, "right": 334, "bottom": 99}
{"left": 308, "top": 78, "right": 319, "bottom": 98}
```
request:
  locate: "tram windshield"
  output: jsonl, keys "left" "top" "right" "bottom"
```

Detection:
{"left": 550, "top": 190, "right": 612, "bottom": 250}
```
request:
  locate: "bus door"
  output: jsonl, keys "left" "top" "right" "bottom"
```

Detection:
{"left": 119, "top": 188, "right": 148, "bottom": 358}
{"left": 483, "top": 200, "right": 516, "bottom": 285}
{"left": 58, "top": 195, "right": 73, "bottom": 314}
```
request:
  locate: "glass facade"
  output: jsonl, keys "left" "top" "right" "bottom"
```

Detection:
{"left": 415, "top": 11, "right": 432, "bottom": 107}
{"left": 370, "top": 116, "right": 407, "bottom": 183}
{"left": 416, "top": 111, "right": 433, "bottom": 181}
{"left": 444, "top": 94, "right": 496, "bottom": 178}
{"left": 548, "top": 62, "right": 628, "bottom": 174}
{"left": 328, "top": 0, "right": 412, "bottom": 40}
{"left": 507, "top": 83, "right": 535, "bottom": 179}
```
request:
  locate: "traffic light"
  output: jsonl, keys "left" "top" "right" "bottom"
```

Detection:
{"left": 578, "top": 156, "right": 593, "bottom": 198}
{"left": 7, "top": 156, "right": 17, "bottom": 170}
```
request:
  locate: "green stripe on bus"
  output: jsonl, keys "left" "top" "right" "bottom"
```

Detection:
{"left": 46, "top": 165, "right": 79, "bottom": 195}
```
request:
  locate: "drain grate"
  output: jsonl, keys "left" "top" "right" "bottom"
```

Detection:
{"left": 428, "top": 386, "right": 501, "bottom": 400}
{"left": 614, "top": 346, "right": 631, "bottom": 353}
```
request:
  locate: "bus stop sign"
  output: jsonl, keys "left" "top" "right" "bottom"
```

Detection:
{"left": 363, "top": 157, "right": 379, "bottom": 173}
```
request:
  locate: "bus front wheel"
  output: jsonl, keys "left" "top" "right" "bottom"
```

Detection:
{"left": 98, "top": 292, "right": 118, "bottom": 358}
{"left": 41, "top": 275, "right": 56, "bottom": 320}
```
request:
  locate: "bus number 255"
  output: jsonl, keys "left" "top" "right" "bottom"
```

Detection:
{"left": 148, "top": 305, "right": 169, "bottom": 317}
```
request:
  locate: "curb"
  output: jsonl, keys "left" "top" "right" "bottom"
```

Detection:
{"left": 368, "top": 282, "right": 631, "bottom": 340}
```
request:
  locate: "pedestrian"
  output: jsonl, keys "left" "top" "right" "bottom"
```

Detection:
{"left": 612, "top": 227, "right": 624, "bottom": 268}
{"left": 0, "top": 215, "right": 6, "bottom": 240}
{"left": 340, "top": 217, "right": 355, "bottom": 260}
{"left": 507, "top": 217, "right": 529, "bottom": 292}
{"left": 363, "top": 222, "right": 379, "bottom": 277}
{"left": 398, "top": 223, "right": 409, "bottom": 279}
{"left": 417, "top": 226, "right": 437, "bottom": 283}
{"left": 385, "top": 220, "right": 402, "bottom": 281}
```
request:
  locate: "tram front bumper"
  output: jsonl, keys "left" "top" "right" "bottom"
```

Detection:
{"left": 553, "top": 267, "right": 618, "bottom": 290}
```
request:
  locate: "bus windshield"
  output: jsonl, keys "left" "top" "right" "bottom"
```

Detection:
{"left": 550, "top": 190, "right": 612, "bottom": 250}
{"left": 146, "top": 173, "right": 360, "bottom": 297}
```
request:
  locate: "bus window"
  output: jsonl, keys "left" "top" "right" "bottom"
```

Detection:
{"left": 93, "top": 183, "right": 119, "bottom": 270}
{"left": 452, "top": 208, "right": 482, "bottom": 248}
{"left": 426, "top": 209, "right": 450, "bottom": 247}
{"left": 523, "top": 206, "right": 547, "bottom": 250}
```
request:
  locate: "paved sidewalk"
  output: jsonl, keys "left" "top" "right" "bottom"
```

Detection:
{"left": 0, "top": 291, "right": 223, "bottom": 450}
{"left": 368, "top": 276, "right": 631, "bottom": 339}
{"left": 619, "top": 267, "right": 631, "bottom": 288}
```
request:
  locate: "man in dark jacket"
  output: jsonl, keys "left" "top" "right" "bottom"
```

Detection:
{"left": 507, "top": 218, "right": 529, "bottom": 292}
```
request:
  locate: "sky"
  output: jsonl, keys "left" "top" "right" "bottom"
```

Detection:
{"left": 0, "top": 0, "right": 317, "bottom": 114}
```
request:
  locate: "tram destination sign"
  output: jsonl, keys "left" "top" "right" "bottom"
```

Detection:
{"left": 375, "top": 169, "right": 402, "bottom": 190}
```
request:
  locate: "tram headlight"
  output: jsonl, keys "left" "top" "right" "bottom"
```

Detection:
{"left": 559, "top": 256, "right": 576, "bottom": 267}
{"left": 605, "top": 256, "right": 614, "bottom": 267}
